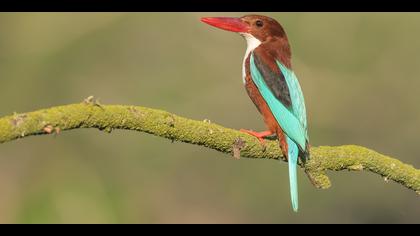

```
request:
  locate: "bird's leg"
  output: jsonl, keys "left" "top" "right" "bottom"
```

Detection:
{"left": 239, "top": 129, "right": 275, "bottom": 145}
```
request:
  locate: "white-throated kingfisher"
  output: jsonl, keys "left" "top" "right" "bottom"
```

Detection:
{"left": 201, "top": 15, "right": 310, "bottom": 212}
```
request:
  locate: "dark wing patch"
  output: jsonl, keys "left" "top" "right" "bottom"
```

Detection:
{"left": 252, "top": 52, "right": 292, "bottom": 108}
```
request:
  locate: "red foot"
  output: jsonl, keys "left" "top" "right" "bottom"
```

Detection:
{"left": 240, "top": 129, "right": 274, "bottom": 144}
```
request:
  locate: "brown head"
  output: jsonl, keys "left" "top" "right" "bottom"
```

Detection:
{"left": 201, "top": 15, "right": 288, "bottom": 43}
{"left": 201, "top": 15, "right": 291, "bottom": 62}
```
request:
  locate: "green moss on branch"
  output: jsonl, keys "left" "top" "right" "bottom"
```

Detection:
{"left": 0, "top": 100, "right": 419, "bottom": 194}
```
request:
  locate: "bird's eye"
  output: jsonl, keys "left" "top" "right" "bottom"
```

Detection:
{"left": 255, "top": 20, "right": 264, "bottom": 27}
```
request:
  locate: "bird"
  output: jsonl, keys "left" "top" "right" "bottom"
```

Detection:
{"left": 201, "top": 15, "right": 309, "bottom": 212}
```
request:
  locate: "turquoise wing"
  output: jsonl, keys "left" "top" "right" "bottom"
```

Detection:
{"left": 250, "top": 53, "right": 307, "bottom": 150}
{"left": 276, "top": 62, "right": 309, "bottom": 142}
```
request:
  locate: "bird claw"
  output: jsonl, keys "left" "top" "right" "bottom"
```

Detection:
{"left": 239, "top": 129, "right": 274, "bottom": 147}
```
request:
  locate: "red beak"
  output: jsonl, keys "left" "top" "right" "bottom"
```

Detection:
{"left": 201, "top": 17, "right": 250, "bottom": 33}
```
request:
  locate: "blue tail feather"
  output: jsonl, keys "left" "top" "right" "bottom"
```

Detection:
{"left": 286, "top": 136, "right": 299, "bottom": 212}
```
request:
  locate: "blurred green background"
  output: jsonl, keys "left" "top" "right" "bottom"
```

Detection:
{"left": 0, "top": 12, "right": 419, "bottom": 223}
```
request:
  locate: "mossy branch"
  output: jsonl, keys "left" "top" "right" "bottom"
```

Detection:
{"left": 0, "top": 99, "right": 419, "bottom": 194}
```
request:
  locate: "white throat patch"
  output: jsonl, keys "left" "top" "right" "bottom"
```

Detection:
{"left": 240, "top": 33, "right": 261, "bottom": 83}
